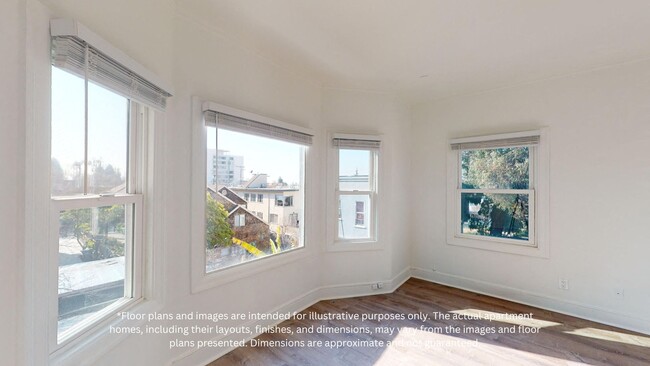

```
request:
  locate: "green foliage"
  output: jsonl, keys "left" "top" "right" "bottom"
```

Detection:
{"left": 462, "top": 147, "right": 529, "bottom": 189}
{"left": 461, "top": 147, "right": 530, "bottom": 240}
{"left": 60, "top": 205, "right": 126, "bottom": 261}
{"left": 206, "top": 193, "right": 234, "bottom": 248}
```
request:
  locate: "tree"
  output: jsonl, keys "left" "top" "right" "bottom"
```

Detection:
{"left": 206, "top": 193, "right": 234, "bottom": 248}
{"left": 59, "top": 205, "right": 126, "bottom": 261}
{"left": 60, "top": 208, "right": 93, "bottom": 250}
{"left": 461, "top": 147, "right": 530, "bottom": 239}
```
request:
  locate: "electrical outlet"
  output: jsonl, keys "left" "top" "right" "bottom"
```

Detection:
{"left": 377, "top": 282, "right": 384, "bottom": 289}
{"left": 559, "top": 278, "right": 569, "bottom": 290}
{"left": 371, "top": 282, "right": 384, "bottom": 290}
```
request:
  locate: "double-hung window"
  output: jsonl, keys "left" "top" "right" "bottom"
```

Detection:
{"left": 447, "top": 130, "right": 549, "bottom": 256}
{"left": 203, "top": 105, "right": 311, "bottom": 273}
{"left": 49, "top": 19, "right": 171, "bottom": 347}
{"left": 332, "top": 134, "right": 380, "bottom": 243}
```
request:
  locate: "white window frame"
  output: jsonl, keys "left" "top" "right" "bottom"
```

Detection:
{"left": 25, "top": 17, "right": 168, "bottom": 364}
{"left": 190, "top": 99, "right": 313, "bottom": 292}
{"left": 446, "top": 129, "right": 550, "bottom": 257}
{"left": 327, "top": 133, "right": 381, "bottom": 251}
{"left": 49, "top": 95, "right": 148, "bottom": 350}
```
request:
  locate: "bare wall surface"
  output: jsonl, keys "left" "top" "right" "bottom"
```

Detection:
{"left": 411, "top": 59, "right": 650, "bottom": 331}
{"left": 0, "top": 0, "right": 26, "bottom": 365}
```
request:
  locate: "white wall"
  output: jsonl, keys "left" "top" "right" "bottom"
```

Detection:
{"left": 321, "top": 88, "right": 412, "bottom": 283}
{"left": 0, "top": 1, "right": 26, "bottom": 365}
{"left": 411, "top": 60, "right": 650, "bottom": 333}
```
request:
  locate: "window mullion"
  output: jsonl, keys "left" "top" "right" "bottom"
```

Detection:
{"left": 83, "top": 44, "right": 89, "bottom": 195}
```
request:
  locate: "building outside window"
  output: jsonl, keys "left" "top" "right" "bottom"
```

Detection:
{"left": 203, "top": 107, "right": 310, "bottom": 272}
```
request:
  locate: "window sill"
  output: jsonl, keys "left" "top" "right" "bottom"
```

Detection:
{"left": 192, "top": 246, "right": 310, "bottom": 293}
{"left": 49, "top": 298, "right": 163, "bottom": 365}
{"left": 447, "top": 235, "right": 548, "bottom": 258}
{"left": 328, "top": 239, "right": 381, "bottom": 252}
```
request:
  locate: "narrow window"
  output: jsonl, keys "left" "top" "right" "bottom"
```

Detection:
{"left": 333, "top": 136, "right": 380, "bottom": 242}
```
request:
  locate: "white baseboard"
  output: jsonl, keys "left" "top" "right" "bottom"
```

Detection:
{"left": 411, "top": 267, "right": 650, "bottom": 336}
{"left": 169, "top": 266, "right": 411, "bottom": 366}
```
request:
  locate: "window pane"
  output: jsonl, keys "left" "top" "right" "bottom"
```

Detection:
{"left": 339, "top": 149, "right": 371, "bottom": 191}
{"left": 206, "top": 129, "right": 304, "bottom": 272}
{"left": 88, "top": 82, "right": 129, "bottom": 195}
{"left": 338, "top": 194, "right": 371, "bottom": 239}
{"left": 51, "top": 67, "right": 85, "bottom": 196}
{"left": 461, "top": 147, "right": 529, "bottom": 189}
{"left": 58, "top": 204, "right": 130, "bottom": 336}
{"left": 460, "top": 193, "right": 529, "bottom": 241}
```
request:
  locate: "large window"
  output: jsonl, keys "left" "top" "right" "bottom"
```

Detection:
{"left": 333, "top": 135, "right": 380, "bottom": 242}
{"left": 447, "top": 130, "right": 549, "bottom": 255}
{"left": 204, "top": 109, "right": 310, "bottom": 273}
{"left": 48, "top": 20, "right": 171, "bottom": 348}
{"left": 51, "top": 67, "right": 145, "bottom": 344}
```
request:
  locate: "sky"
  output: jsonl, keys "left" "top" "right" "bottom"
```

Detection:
{"left": 208, "top": 129, "right": 372, "bottom": 186}
{"left": 51, "top": 67, "right": 128, "bottom": 180}
{"left": 208, "top": 127, "right": 303, "bottom": 185}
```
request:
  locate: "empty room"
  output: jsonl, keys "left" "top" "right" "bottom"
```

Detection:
{"left": 2, "top": 1, "right": 650, "bottom": 365}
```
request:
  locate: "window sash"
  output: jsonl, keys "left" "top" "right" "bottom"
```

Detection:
{"left": 50, "top": 194, "right": 143, "bottom": 347}
{"left": 455, "top": 188, "right": 535, "bottom": 246}
{"left": 336, "top": 149, "right": 378, "bottom": 193}
{"left": 335, "top": 192, "right": 375, "bottom": 241}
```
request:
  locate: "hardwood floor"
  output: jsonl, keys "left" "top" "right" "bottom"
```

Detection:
{"left": 209, "top": 278, "right": 650, "bottom": 366}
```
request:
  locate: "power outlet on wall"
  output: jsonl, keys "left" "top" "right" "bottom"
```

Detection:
{"left": 559, "top": 278, "right": 569, "bottom": 290}
{"left": 371, "top": 282, "right": 384, "bottom": 290}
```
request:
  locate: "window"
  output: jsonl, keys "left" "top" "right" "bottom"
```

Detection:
{"left": 275, "top": 195, "right": 293, "bottom": 207}
{"left": 332, "top": 135, "right": 380, "bottom": 242}
{"left": 49, "top": 19, "right": 171, "bottom": 348}
{"left": 234, "top": 214, "right": 246, "bottom": 227}
{"left": 355, "top": 201, "right": 365, "bottom": 226}
{"left": 203, "top": 106, "right": 310, "bottom": 273}
{"left": 447, "top": 130, "right": 549, "bottom": 256}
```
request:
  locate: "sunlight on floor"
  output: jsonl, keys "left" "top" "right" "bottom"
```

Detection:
{"left": 449, "top": 309, "right": 562, "bottom": 328}
{"left": 565, "top": 327, "right": 650, "bottom": 348}
{"left": 374, "top": 327, "right": 589, "bottom": 366}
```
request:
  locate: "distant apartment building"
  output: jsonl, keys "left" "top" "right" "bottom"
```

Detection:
{"left": 230, "top": 174, "right": 302, "bottom": 232}
{"left": 207, "top": 149, "right": 245, "bottom": 187}
{"left": 338, "top": 174, "right": 370, "bottom": 239}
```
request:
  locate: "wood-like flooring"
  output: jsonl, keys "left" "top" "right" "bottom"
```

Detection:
{"left": 209, "top": 278, "right": 650, "bottom": 366}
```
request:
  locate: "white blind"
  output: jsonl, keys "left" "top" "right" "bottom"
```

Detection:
{"left": 332, "top": 137, "right": 381, "bottom": 150}
{"left": 450, "top": 135, "right": 539, "bottom": 151}
{"left": 204, "top": 110, "right": 313, "bottom": 146}
{"left": 51, "top": 36, "right": 172, "bottom": 110}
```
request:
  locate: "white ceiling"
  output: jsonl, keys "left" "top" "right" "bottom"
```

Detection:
{"left": 178, "top": 0, "right": 650, "bottom": 103}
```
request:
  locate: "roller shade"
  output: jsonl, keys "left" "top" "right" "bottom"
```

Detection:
{"left": 204, "top": 110, "right": 312, "bottom": 146}
{"left": 51, "top": 35, "right": 172, "bottom": 110}
{"left": 332, "top": 137, "right": 381, "bottom": 150}
{"left": 450, "top": 134, "right": 539, "bottom": 151}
